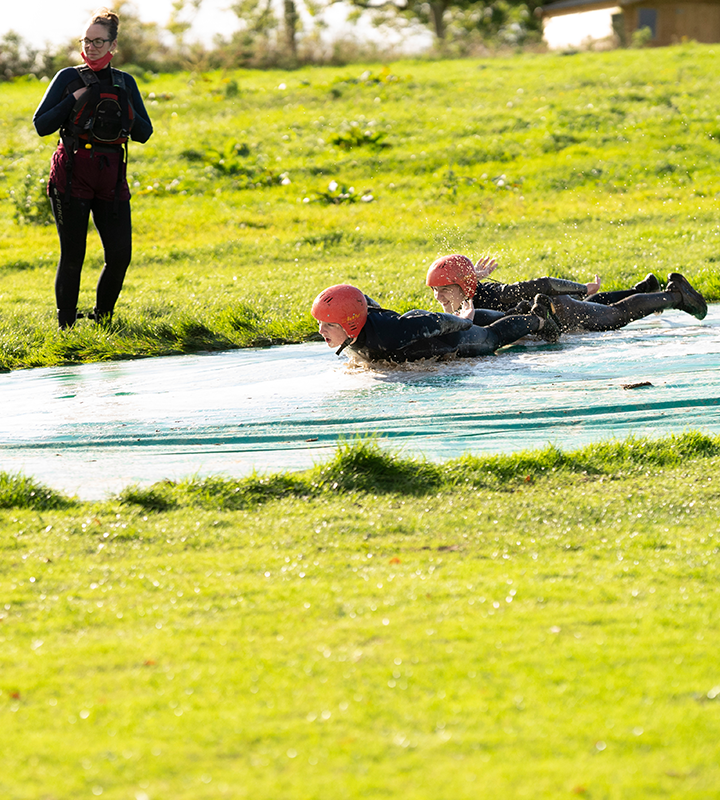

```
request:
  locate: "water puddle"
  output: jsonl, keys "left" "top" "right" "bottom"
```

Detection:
{"left": 2, "top": 306, "right": 719, "bottom": 499}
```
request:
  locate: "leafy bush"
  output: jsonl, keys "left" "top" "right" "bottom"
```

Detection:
{"left": 328, "top": 121, "right": 388, "bottom": 150}
{"left": 0, "top": 32, "right": 39, "bottom": 80}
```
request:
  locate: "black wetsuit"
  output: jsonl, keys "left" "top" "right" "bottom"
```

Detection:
{"left": 474, "top": 278, "right": 632, "bottom": 311}
{"left": 346, "top": 301, "right": 542, "bottom": 363}
{"left": 34, "top": 66, "right": 153, "bottom": 324}
{"left": 471, "top": 279, "right": 703, "bottom": 334}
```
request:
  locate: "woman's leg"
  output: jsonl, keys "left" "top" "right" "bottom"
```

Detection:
{"left": 587, "top": 274, "right": 661, "bottom": 306}
{"left": 553, "top": 275, "right": 706, "bottom": 331}
{"left": 49, "top": 184, "right": 92, "bottom": 328}
{"left": 91, "top": 198, "right": 132, "bottom": 322}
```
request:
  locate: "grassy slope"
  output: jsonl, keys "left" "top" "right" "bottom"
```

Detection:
{"left": 1, "top": 45, "right": 720, "bottom": 368}
{"left": 1, "top": 435, "right": 719, "bottom": 798}
{"left": 2, "top": 47, "right": 720, "bottom": 797}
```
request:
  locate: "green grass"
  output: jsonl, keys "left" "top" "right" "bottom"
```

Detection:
{"left": 2, "top": 46, "right": 720, "bottom": 368}
{"left": 1, "top": 435, "right": 719, "bottom": 798}
{"left": 3, "top": 47, "right": 720, "bottom": 797}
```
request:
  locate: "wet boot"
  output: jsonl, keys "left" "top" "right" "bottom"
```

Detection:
{"left": 531, "top": 294, "right": 561, "bottom": 343}
{"left": 503, "top": 299, "right": 533, "bottom": 316}
{"left": 666, "top": 273, "right": 707, "bottom": 320}
{"left": 57, "top": 308, "right": 77, "bottom": 330}
{"left": 633, "top": 273, "right": 661, "bottom": 293}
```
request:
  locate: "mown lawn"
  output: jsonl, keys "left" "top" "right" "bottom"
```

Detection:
{"left": 1, "top": 45, "right": 720, "bottom": 799}
{"left": 1, "top": 436, "right": 719, "bottom": 798}
{"left": 1, "top": 44, "right": 720, "bottom": 368}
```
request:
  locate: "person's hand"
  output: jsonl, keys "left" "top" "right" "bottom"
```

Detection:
{"left": 457, "top": 298, "right": 475, "bottom": 320}
{"left": 586, "top": 274, "right": 601, "bottom": 296}
{"left": 474, "top": 255, "right": 498, "bottom": 280}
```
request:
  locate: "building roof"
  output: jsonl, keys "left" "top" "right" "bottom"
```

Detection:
{"left": 540, "top": 0, "right": 641, "bottom": 16}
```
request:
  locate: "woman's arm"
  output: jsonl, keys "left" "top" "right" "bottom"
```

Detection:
{"left": 124, "top": 73, "right": 153, "bottom": 143}
{"left": 33, "top": 69, "right": 78, "bottom": 137}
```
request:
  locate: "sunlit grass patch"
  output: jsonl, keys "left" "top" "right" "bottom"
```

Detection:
{"left": 0, "top": 472, "right": 74, "bottom": 510}
{"left": 115, "top": 432, "right": 720, "bottom": 511}
{"left": 1, "top": 430, "right": 720, "bottom": 797}
{"left": 3, "top": 48, "right": 720, "bottom": 368}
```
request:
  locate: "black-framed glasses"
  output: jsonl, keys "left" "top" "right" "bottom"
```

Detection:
{"left": 79, "top": 37, "right": 111, "bottom": 48}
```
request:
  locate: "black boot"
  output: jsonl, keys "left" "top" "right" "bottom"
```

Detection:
{"left": 504, "top": 299, "right": 533, "bottom": 316}
{"left": 531, "top": 294, "right": 561, "bottom": 343}
{"left": 57, "top": 308, "right": 77, "bottom": 330}
{"left": 92, "top": 308, "right": 114, "bottom": 326}
{"left": 633, "top": 273, "right": 661, "bottom": 293}
{"left": 666, "top": 273, "right": 707, "bottom": 320}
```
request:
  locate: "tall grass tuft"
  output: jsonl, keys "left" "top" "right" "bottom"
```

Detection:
{"left": 176, "top": 473, "right": 308, "bottom": 510}
{"left": 309, "top": 437, "right": 444, "bottom": 495}
{"left": 116, "top": 482, "right": 179, "bottom": 512}
{"left": 118, "top": 472, "right": 308, "bottom": 510}
{"left": 0, "top": 472, "right": 74, "bottom": 509}
{"left": 115, "top": 432, "right": 720, "bottom": 510}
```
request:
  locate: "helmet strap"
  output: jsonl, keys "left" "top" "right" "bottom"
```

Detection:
{"left": 335, "top": 337, "right": 353, "bottom": 356}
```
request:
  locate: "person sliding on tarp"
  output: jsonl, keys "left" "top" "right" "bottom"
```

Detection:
{"left": 426, "top": 255, "right": 707, "bottom": 333}
{"left": 33, "top": 7, "right": 153, "bottom": 329}
{"left": 463, "top": 254, "right": 661, "bottom": 314}
{"left": 311, "top": 284, "right": 561, "bottom": 364}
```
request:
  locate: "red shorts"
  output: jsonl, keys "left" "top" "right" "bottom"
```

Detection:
{"left": 48, "top": 142, "right": 131, "bottom": 201}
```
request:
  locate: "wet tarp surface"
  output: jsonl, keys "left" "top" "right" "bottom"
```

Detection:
{"left": 2, "top": 305, "right": 719, "bottom": 500}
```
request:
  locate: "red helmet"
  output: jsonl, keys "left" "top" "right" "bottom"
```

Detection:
{"left": 311, "top": 284, "right": 368, "bottom": 338}
{"left": 425, "top": 254, "right": 477, "bottom": 299}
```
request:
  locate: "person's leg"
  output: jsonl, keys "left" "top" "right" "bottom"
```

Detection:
{"left": 472, "top": 308, "right": 505, "bottom": 326}
{"left": 553, "top": 274, "right": 706, "bottom": 331}
{"left": 588, "top": 274, "right": 661, "bottom": 306}
{"left": 588, "top": 289, "right": 636, "bottom": 305}
{"left": 49, "top": 183, "right": 92, "bottom": 329}
{"left": 457, "top": 312, "right": 546, "bottom": 356}
{"left": 91, "top": 198, "right": 132, "bottom": 323}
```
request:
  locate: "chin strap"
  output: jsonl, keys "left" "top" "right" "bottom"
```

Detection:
{"left": 336, "top": 337, "right": 353, "bottom": 356}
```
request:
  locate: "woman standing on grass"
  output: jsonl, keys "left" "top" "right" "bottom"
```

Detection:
{"left": 33, "top": 7, "right": 153, "bottom": 329}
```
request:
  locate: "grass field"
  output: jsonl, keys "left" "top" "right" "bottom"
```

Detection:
{"left": 2, "top": 44, "right": 720, "bottom": 368}
{"left": 2, "top": 435, "right": 720, "bottom": 798}
{"left": 2, "top": 45, "right": 720, "bottom": 798}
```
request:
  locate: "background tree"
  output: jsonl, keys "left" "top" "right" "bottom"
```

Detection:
{"left": 225, "top": 0, "right": 326, "bottom": 66}
{"left": 109, "top": 0, "right": 179, "bottom": 71}
{"left": 0, "top": 32, "right": 39, "bottom": 80}
{"left": 344, "top": 0, "right": 542, "bottom": 47}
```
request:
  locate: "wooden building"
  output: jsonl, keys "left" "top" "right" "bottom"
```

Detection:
{"left": 540, "top": 0, "right": 720, "bottom": 48}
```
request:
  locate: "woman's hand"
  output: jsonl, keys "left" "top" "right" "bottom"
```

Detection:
{"left": 586, "top": 274, "right": 601, "bottom": 296}
{"left": 474, "top": 255, "right": 498, "bottom": 280}
{"left": 456, "top": 298, "right": 476, "bottom": 320}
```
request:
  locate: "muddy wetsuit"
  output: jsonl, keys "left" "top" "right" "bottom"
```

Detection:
{"left": 551, "top": 291, "right": 696, "bottom": 332}
{"left": 474, "top": 278, "right": 633, "bottom": 311}
{"left": 346, "top": 301, "right": 543, "bottom": 363}
{"left": 472, "top": 278, "right": 677, "bottom": 333}
{"left": 34, "top": 66, "right": 153, "bottom": 326}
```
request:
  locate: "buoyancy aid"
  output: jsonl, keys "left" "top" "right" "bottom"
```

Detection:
{"left": 59, "top": 65, "right": 135, "bottom": 210}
